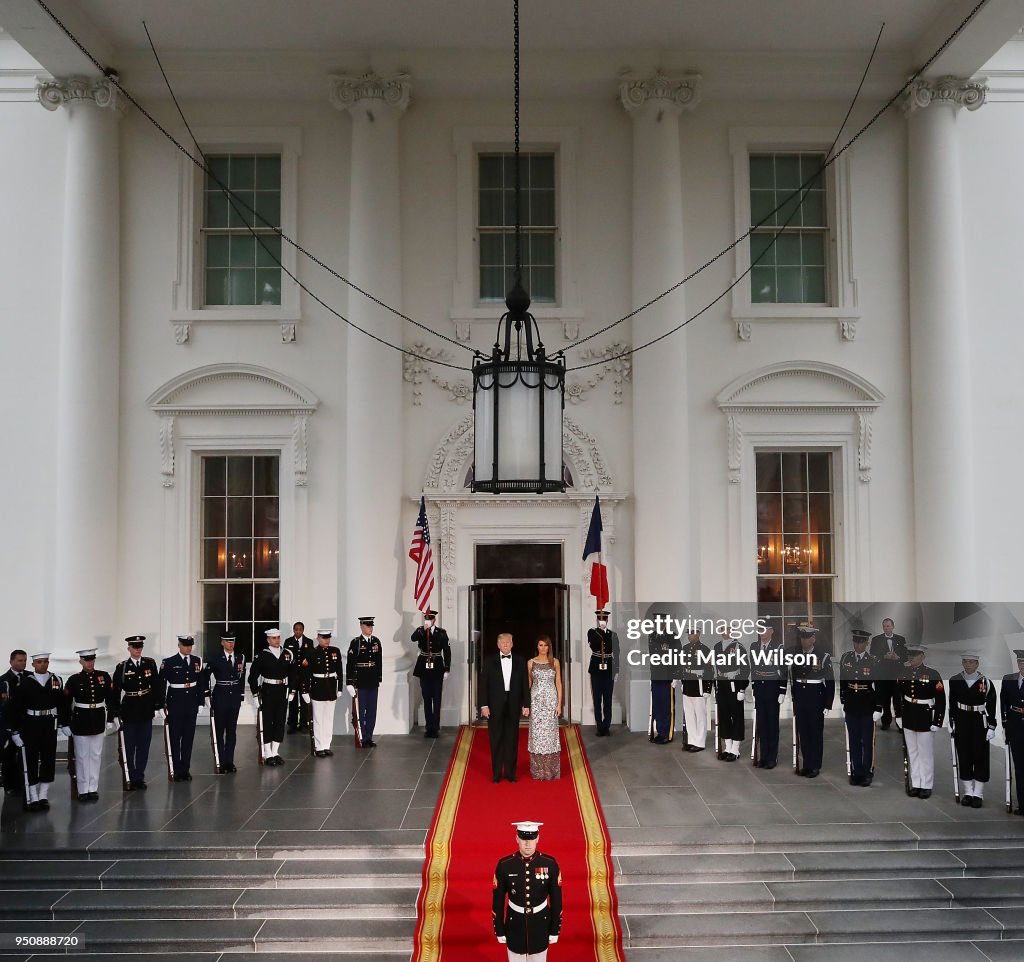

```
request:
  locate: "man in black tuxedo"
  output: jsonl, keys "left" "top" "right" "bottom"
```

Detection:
{"left": 1001, "top": 649, "right": 1024, "bottom": 815}
{"left": 479, "top": 633, "right": 531, "bottom": 782}
{"left": 870, "top": 617, "right": 908, "bottom": 729}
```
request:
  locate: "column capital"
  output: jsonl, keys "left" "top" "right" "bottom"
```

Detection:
{"left": 903, "top": 75, "right": 987, "bottom": 114}
{"left": 37, "top": 76, "right": 126, "bottom": 115}
{"left": 619, "top": 71, "right": 702, "bottom": 116}
{"left": 329, "top": 72, "right": 411, "bottom": 116}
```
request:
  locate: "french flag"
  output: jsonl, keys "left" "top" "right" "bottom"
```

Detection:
{"left": 582, "top": 496, "right": 609, "bottom": 610}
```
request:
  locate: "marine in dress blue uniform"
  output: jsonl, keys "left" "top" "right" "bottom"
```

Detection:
{"left": 790, "top": 624, "right": 835, "bottom": 777}
{"left": 1001, "top": 650, "right": 1024, "bottom": 815}
{"left": 838, "top": 629, "right": 883, "bottom": 786}
{"left": 412, "top": 610, "right": 451, "bottom": 739}
{"left": 159, "top": 635, "right": 206, "bottom": 781}
{"left": 587, "top": 610, "right": 619, "bottom": 737}
{"left": 647, "top": 615, "right": 677, "bottom": 744}
{"left": 8, "top": 651, "right": 68, "bottom": 811}
{"left": 751, "top": 625, "right": 788, "bottom": 768}
{"left": 713, "top": 633, "right": 749, "bottom": 761}
{"left": 347, "top": 617, "right": 383, "bottom": 747}
{"left": 249, "top": 627, "right": 294, "bottom": 765}
{"left": 894, "top": 644, "right": 946, "bottom": 798}
{"left": 1, "top": 648, "right": 28, "bottom": 794}
{"left": 206, "top": 632, "right": 246, "bottom": 773}
{"left": 65, "top": 648, "right": 118, "bottom": 801}
{"left": 112, "top": 635, "right": 162, "bottom": 789}
{"left": 492, "top": 821, "right": 563, "bottom": 962}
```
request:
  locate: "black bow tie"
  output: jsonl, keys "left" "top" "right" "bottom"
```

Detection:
{"left": 501, "top": 654, "right": 512, "bottom": 659}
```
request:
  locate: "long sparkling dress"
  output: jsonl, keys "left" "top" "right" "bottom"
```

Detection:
{"left": 528, "top": 661, "right": 560, "bottom": 780}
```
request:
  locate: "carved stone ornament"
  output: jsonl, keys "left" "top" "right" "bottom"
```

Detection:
{"left": 736, "top": 321, "right": 752, "bottom": 342}
{"left": 37, "top": 77, "right": 126, "bottom": 114}
{"left": 840, "top": 320, "right": 857, "bottom": 342}
{"left": 159, "top": 416, "right": 175, "bottom": 488}
{"left": 566, "top": 343, "right": 632, "bottom": 405}
{"left": 173, "top": 323, "right": 191, "bottom": 346}
{"left": 280, "top": 322, "right": 297, "bottom": 344}
{"left": 904, "top": 76, "right": 987, "bottom": 113}
{"left": 619, "top": 71, "right": 702, "bottom": 114}
{"left": 329, "top": 73, "right": 412, "bottom": 113}
{"left": 402, "top": 343, "right": 472, "bottom": 406}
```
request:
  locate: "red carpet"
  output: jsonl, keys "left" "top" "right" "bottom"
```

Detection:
{"left": 413, "top": 724, "right": 624, "bottom": 962}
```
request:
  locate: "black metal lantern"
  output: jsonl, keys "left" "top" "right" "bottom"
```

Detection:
{"left": 471, "top": 0, "right": 565, "bottom": 494}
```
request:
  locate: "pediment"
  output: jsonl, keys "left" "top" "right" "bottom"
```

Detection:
{"left": 716, "top": 361, "right": 883, "bottom": 411}
{"left": 148, "top": 364, "right": 319, "bottom": 416}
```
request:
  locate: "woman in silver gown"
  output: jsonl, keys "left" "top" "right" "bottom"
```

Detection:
{"left": 528, "top": 636, "right": 563, "bottom": 780}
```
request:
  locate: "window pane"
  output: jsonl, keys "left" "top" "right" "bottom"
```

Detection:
{"left": 775, "top": 155, "right": 801, "bottom": 188}
{"left": 802, "top": 266, "right": 827, "bottom": 303}
{"left": 230, "top": 624, "right": 256, "bottom": 661}
{"left": 206, "top": 234, "right": 229, "bottom": 268}
{"left": 781, "top": 452, "right": 806, "bottom": 491}
{"left": 227, "top": 497, "right": 253, "bottom": 537}
{"left": 749, "top": 154, "right": 774, "bottom": 190}
{"left": 757, "top": 578, "right": 782, "bottom": 604}
{"left": 254, "top": 155, "right": 280, "bottom": 190}
{"left": 800, "top": 154, "right": 826, "bottom": 188}
{"left": 776, "top": 266, "right": 802, "bottom": 302}
{"left": 253, "top": 456, "right": 279, "bottom": 496}
{"left": 801, "top": 189, "right": 825, "bottom": 227}
{"left": 203, "top": 539, "right": 226, "bottom": 578}
{"left": 229, "top": 235, "right": 256, "bottom": 267}
{"left": 205, "top": 269, "right": 230, "bottom": 306}
{"left": 203, "top": 457, "right": 226, "bottom": 496}
{"left": 757, "top": 534, "right": 782, "bottom": 574}
{"left": 207, "top": 155, "right": 230, "bottom": 185}
{"left": 480, "top": 265, "right": 505, "bottom": 300}
{"left": 256, "top": 269, "right": 281, "bottom": 305}
{"left": 253, "top": 497, "right": 279, "bottom": 538}
{"left": 205, "top": 191, "right": 229, "bottom": 229}
{"left": 203, "top": 582, "right": 226, "bottom": 622}
{"left": 229, "top": 269, "right": 256, "bottom": 305}
{"left": 530, "top": 267, "right": 555, "bottom": 302}
{"left": 254, "top": 539, "right": 280, "bottom": 578}
{"left": 774, "top": 233, "right": 801, "bottom": 265}
{"left": 531, "top": 189, "right": 555, "bottom": 226}
{"left": 254, "top": 582, "right": 280, "bottom": 621}
{"left": 227, "top": 191, "right": 255, "bottom": 228}
{"left": 531, "top": 232, "right": 555, "bottom": 266}
{"left": 755, "top": 452, "right": 782, "bottom": 492}
{"left": 230, "top": 155, "right": 255, "bottom": 189}
{"left": 226, "top": 539, "right": 252, "bottom": 578}
{"left": 479, "top": 232, "right": 505, "bottom": 266}
{"left": 228, "top": 582, "right": 254, "bottom": 621}
{"left": 203, "top": 498, "right": 226, "bottom": 538}
{"left": 756, "top": 493, "right": 781, "bottom": 533}
{"left": 807, "top": 452, "right": 831, "bottom": 491}
{"left": 809, "top": 534, "right": 833, "bottom": 574}
{"left": 808, "top": 493, "right": 832, "bottom": 533}
{"left": 227, "top": 456, "right": 253, "bottom": 495}
{"left": 256, "top": 234, "right": 281, "bottom": 267}
{"left": 777, "top": 191, "right": 801, "bottom": 225}
{"left": 479, "top": 155, "right": 503, "bottom": 189}
{"left": 751, "top": 266, "right": 775, "bottom": 303}
{"left": 750, "top": 190, "right": 776, "bottom": 227}
{"left": 802, "top": 233, "right": 825, "bottom": 266}
{"left": 253, "top": 191, "right": 280, "bottom": 228}
{"left": 750, "top": 233, "right": 775, "bottom": 266}
{"left": 783, "top": 494, "right": 809, "bottom": 533}
{"left": 530, "top": 154, "right": 555, "bottom": 189}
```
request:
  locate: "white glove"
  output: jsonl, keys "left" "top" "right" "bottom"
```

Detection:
{"left": 497, "top": 936, "right": 507, "bottom": 944}
{"left": 986, "top": 728, "right": 995, "bottom": 742}
{"left": 59, "top": 726, "right": 72, "bottom": 737}
{"left": 197, "top": 706, "right": 205, "bottom": 715}
{"left": 11, "top": 733, "right": 23, "bottom": 748}
{"left": 346, "top": 685, "right": 356, "bottom": 698}
{"left": 443, "top": 672, "right": 450, "bottom": 680}
{"left": 736, "top": 691, "right": 745, "bottom": 702}
{"left": 287, "top": 691, "right": 295, "bottom": 703}
{"left": 549, "top": 935, "right": 559, "bottom": 944}
{"left": 895, "top": 718, "right": 903, "bottom": 730}
{"left": 930, "top": 725, "right": 940, "bottom": 733}
{"left": 302, "top": 692, "right": 311, "bottom": 703}
{"left": 105, "top": 721, "right": 116, "bottom": 735}
{"left": 823, "top": 708, "right": 831, "bottom": 718}
{"left": 778, "top": 694, "right": 785, "bottom": 705}
{"left": 872, "top": 711, "right": 882, "bottom": 722}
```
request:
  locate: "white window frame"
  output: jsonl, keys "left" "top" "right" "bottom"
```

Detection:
{"left": 729, "top": 127, "right": 859, "bottom": 337}
{"left": 171, "top": 126, "right": 302, "bottom": 328}
{"left": 451, "top": 126, "right": 581, "bottom": 337}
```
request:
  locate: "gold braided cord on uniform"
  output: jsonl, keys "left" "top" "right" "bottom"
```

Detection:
{"left": 565, "top": 725, "right": 626, "bottom": 962}
{"left": 414, "top": 725, "right": 473, "bottom": 962}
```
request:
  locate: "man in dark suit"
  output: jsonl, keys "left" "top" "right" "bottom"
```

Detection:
{"left": 1, "top": 649, "right": 28, "bottom": 794}
{"left": 870, "top": 617, "right": 908, "bottom": 729}
{"left": 479, "top": 633, "right": 530, "bottom": 782}
{"left": 1001, "top": 649, "right": 1024, "bottom": 815}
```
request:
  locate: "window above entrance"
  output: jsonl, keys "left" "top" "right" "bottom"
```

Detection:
{"left": 475, "top": 542, "right": 563, "bottom": 581}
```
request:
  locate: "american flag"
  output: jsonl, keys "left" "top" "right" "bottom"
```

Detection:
{"left": 409, "top": 496, "right": 435, "bottom": 613}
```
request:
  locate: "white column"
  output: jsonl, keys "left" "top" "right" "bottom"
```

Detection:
{"left": 621, "top": 74, "right": 700, "bottom": 603}
{"left": 331, "top": 73, "right": 411, "bottom": 731}
{"left": 38, "top": 78, "right": 124, "bottom": 666}
{"left": 905, "top": 76, "right": 985, "bottom": 600}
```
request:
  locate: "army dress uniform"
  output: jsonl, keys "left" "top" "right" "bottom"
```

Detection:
{"left": 1000, "top": 652, "right": 1024, "bottom": 815}
{"left": 949, "top": 654, "right": 997, "bottom": 807}
{"left": 9, "top": 654, "right": 68, "bottom": 810}
{"left": 65, "top": 650, "right": 118, "bottom": 800}
{"left": 248, "top": 630, "right": 295, "bottom": 765}
{"left": 838, "top": 634, "right": 882, "bottom": 785}
{"left": 303, "top": 630, "right": 344, "bottom": 755}
{"left": 347, "top": 618, "right": 383, "bottom": 747}
{"left": 713, "top": 637, "right": 749, "bottom": 760}
{"left": 751, "top": 631, "right": 788, "bottom": 768}
{"left": 285, "top": 629, "right": 315, "bottom": 733}
{"left": 493, "top": 828, "right": 563, "bottom": 961}
{"left": 790, "top": 630, "right": 835, "bottom": 777}
{"left": 678, "top": 636, "right": 713, "bottom": 751}
{"left": 206, "top": 638, "right": 246, "bottom": 772}
{"left": 587, "top": 611, "right": 619, "bottom": 736}
{"left": 159, "top": 638, "right": 207, "bottom": 780}
{"left": 411, "top": 612, "right": 451, "bottom": 738}
{"left": 648, "top": 623, "right": 678, "bottom": 744}
{"left": 112, "top": 636, "right": 162, "bottom": 789}
{"left": 1, "top": 664, "right": 25, "bottom": 794}
{"left": 894, "top": 645, "right": 946, "bottom": 796}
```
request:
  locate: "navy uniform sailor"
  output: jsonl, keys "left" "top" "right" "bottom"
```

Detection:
{"left": 65, "top": 648, "right": 118, "bottom": 801}
{"left": 206, "top": 633, "right": 246, "bottom": 773}
{"left": 492, "top": 821, "right": 563, "bottom": 962}
{"left": 8, "top": 651, "right": 68, "bottom": 811}
{"left": 790, "top": 624, "right": 835, "bottom": 777}
{"left": 1000, "top": 650, "right": 1024, "bottom": 815}
{"left": 838, "top": 629, "right": 883, "bottom": 786}
{"left": 949, "top": 651, "right": 997, "bottom": 807}
{"left": 587, "top": 610, "right": 619, "bottom": 736}
{"left": 894, "top": 644, "right": 946, "bottom": 798}
{"left": 112, "top": 636, "right": 162, "bottom": 789}
{"left": 303, "top": 629, "right": 344, "bottom": 756}
{"left": 411, "top": 610, "right": 451, "bottom": 739}
{"left": 159, "top": 635, "right": 207, "bottom": 781}
{"left": 346, "top": 617, "right": 383, "bottom": 747}
{"left": 249, "top": 627, "right": 294, "bottom": 765}
{"left": 713, "top": 631, "right": 749, "bottom": 761}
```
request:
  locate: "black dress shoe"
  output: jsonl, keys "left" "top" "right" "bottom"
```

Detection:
{"left": 1015, "top": 808, "right": 1024, "bottom": 815}
{"left": 493, "top": 776, "right": 501, "bottom": 783}
{"left": 24, "top": 800, "right": 40, "bottom": 812}
{"left": 961, "top": 795, "right": 973, "bottom": 806}
{"left": 850, "top": 775, "right": 862, "bottom": 786}
{"left": 653, "top": 736, "right": 668, "bottom": 745}
{"left": 908, "top": 787, "right": 921, "bottom": 797}
{"left": 38, "top": 798, "right": 50, "bottom": 810}
{"left": 324, "top": 750, "right": 334, "bottom": 756}
{"left": 78, "top": 792, "right": 90, "bottom": 802}
{"left": 364, "top": 741, "right": 376, "bottom": 748}
{"left": 764, "top": 762, "right": 777, "bottom": 770}
{"left": 423, "top": 730, "right": 432, "bottom": 738}
{"left": 805, "top": 770, "right": 819, "bottom": 779}
{"left": 861, "top": 776, "right": 872, "bottom": 787}
{"left": 136, "top": 780, "right": 149, "bottom": 789}
{"left": 226, "top": 766, "right": 236, "bottom": 773}
{"left": 972, "top": 796, "right": 983, "bottom": 808}
{"left": 796, "top": 768, "right": 807, "bottom": 776}
{"left": 918, "top": 789, "right": 932, "bottom": 799}
{"left": 507, "top": 775, "right": 518, "bottom": 783}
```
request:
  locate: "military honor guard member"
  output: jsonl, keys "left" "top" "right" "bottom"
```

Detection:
{"left": 206, "top": 632, "right": 246, "bottom": 773}
{"left": 894, "top": 643, "right": 946, "bottom": 798}
{"left": 285, "top": 621, "right": 315, "bottom": 733}
{"left": 679, "top": 629, "right": 713, "bottom": 752}
{"left": 65, "top": 648, "right": 118, "bottom": 801}
{"left": 303, "top": 629, "right": 344, "bottom": 756}
{"left": 790, "top": 624, "right": 835, "bottom": 777}
{"left": 751, "top": 625, "right": 787, "bottom": 768}
{"left": 411, "top": 609, "right": 451, "bottom": 739}
{"left": 1000, "top": 650, "right": 1024, "bottom": 815}
{"left": 647, "top": 616, "right": 677, "bottom": 744}
{"left": 1, "top": 648, "right": 28, "bottom": 794}
{"left": 159, "top": 634, "right": 207, "bottom": 781}
{"left": 346, "top": 617, "right": 384, "bottom": 748}
{"left": 249, "top": 627, "right": 294, "bottom": 765}
{"left": 713, "top": 631, "right": 749, "bottom": 761}
{"left": 870, "top": 617, "right": 908, "bottom": 729}
{"left": 8, "top": 651, "right": 68, "bottom": 811}
{"left": 112, "top": 635, "right": 162, "bottom": 790}
{"left": 492, "top": 821, "right": 563, "bottom": 961}
{"left": 838, "top": 628, "right": 883, "bottom": 786}
{"left": 587, "top": 610, "right": 619, "bottom": 737}
{"left": 949, "top": 651, "right": 997, "bottom": 807}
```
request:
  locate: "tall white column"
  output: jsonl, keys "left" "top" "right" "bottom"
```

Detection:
{"left": 621, "top": 74, "right": 700, "bottom": 602}
{"left": 38, "top": 78, "right": 124, "bottom": 664}
{"left": 331, "top": 73, "right": 410, "bottom": 731}
{"left": 905, "top": 76, "right": 985, "bottom": 600}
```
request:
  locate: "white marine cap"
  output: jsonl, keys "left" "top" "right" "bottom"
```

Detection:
{"left": 31, "top": 651, "right": 51, "bottom": 661}
{"left": 76, "top": 648, "right": 98, "bottom": 659}
{"left": 265, "top": 628, "right": 282, "bottom": 637}
{"left": 316, "top": 629, "right": 334, "bottom": 638}
{"left": 906, "top": 643, "right": 927, "bottom": 654}
{"left": 512, "top": 821, "right": 543, "bottom": 839}
{"left": 960, "top": 651, "right": 981, "bottom": 661}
